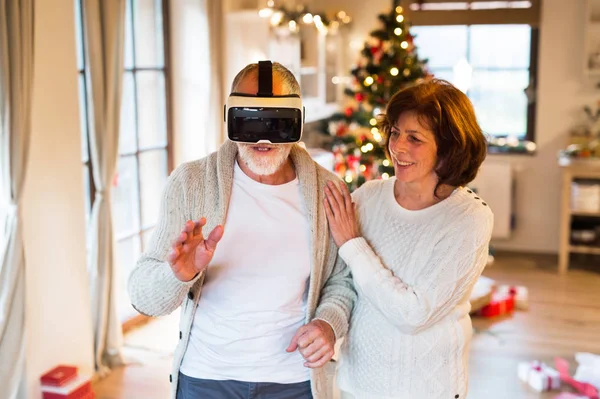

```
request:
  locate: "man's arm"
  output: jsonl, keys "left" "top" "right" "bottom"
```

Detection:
{"left": 127, "top": 166, "right": 202, "bottom": 317}
{"left": 314, "top": 250, "right": 357, "bottom": 340}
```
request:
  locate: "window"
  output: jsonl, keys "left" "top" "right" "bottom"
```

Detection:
{"left": 411, "top": 24, "right": 538, "bottom": 142}
{"left": 76, "top": 0, "right": 172, "bottom": 321}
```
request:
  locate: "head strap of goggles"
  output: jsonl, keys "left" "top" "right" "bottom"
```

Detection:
{"left": 258, "top": 60, "right": 273, "bottom": 97}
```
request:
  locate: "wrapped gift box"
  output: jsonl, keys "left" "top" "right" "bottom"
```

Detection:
{"left": 476, "top": 292, "right": 514, "bottom": 317}
{"left": 497, "top": 284, "right": 529, "bottom": 310}
{"left": 41, "top": 366, "right": 78, "bottom": 387}
{"left": 41, "top": 374, "right": 93, "bottom": 399}
{"left": 518, "top": 361, "right": 561, "bottom": 392}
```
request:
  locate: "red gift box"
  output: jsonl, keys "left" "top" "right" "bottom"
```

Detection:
{"left": 41, "top": 366, "right": 78, "bottom": 387}
{"left": 41, "top": 374, "right": 93, "bottom": 399}
{"left": 477, "top": 292, "right": 515, "bottom": 317}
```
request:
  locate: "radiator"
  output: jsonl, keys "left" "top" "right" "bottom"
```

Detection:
{"left": 469, "top": 160, "right": 513, "bottom": 239}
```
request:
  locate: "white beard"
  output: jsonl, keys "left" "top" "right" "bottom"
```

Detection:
{"left": 237, "top": 143, "right": 293, "bottom": 176}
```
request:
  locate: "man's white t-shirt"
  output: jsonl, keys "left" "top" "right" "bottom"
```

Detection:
{"left": 180, "top": 160, "right": 311, "bottom": 383}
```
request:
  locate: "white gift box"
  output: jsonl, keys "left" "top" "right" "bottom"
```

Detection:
{"left": 574, "top": 352, "right": 600, "bottom": 390}
{"left": 518, "top": 361, "right": 561, "bottom": 392}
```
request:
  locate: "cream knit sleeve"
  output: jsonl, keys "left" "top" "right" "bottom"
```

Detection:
{"left": 339, "top": 211, "right": 493, "bottom": 335}
{"left": 128, "top": 165, "right": 203, "bottom": 317}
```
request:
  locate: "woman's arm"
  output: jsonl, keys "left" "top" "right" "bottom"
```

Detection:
{"left": 338, "top": 227, "right": 490, "bottom": 335}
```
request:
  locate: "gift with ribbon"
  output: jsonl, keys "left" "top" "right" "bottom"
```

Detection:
{"left": 555, "top": 357, "right": 600, "bottom": 399}
{"left": 476, "top": 291, "right": 515, "bottom": 318}
{"left": 497, "top": 284, "right": 529, "bottom": 310}
{"left": 517, "top": 360, "right": 561, "bottom": 392}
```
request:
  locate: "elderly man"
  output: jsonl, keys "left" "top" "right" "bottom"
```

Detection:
{"left": 128, "top": 61, "right": 355, "bottom": 399}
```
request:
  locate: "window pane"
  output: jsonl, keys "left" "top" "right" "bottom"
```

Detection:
{"left": 139, "top": 150, "right": 168, "bottom": 227}
{"left": 115, "top": 235, "right": 141, "bottom": 321}
{"left": 142, "top": 227, "right": 155, "bottom": 252}
{"left": 112, "top": 155, "right": 141, "bottom": 236}
{"left": 78, "top": 74, "right": 89, "bottom": 162}
{"left": 428, "top": 68, "right": 454, "bottom": 82}
{"left": 124, "top": 0, "right": 134, "bottom": 69}
{"left": 120, "top": 72, "right": 137, "bottom": 154}
{"left": 75, "top": 0, "right": 84, "bottom": 71}
{"left": 133, "top": 0, "right": 164, "bottom": 68}
{"left": 411, "top": 26, "right": 468, "bottom": 69}
{"left": 469, "top": 25, "right": 531, "bottom": 69}
{"left": 137, "top": 71, "right": 167, "bottom": 149}
{"left": 469, "top": 70, "right": 530, "bottom": 138}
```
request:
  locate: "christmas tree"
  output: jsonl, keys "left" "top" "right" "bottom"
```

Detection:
{"left": 322, "top": 4, "right": 430, "bottom": 191}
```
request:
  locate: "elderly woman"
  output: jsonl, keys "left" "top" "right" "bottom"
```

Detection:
{"left": 324, "top": 79, "right": 493, "bottom": 399}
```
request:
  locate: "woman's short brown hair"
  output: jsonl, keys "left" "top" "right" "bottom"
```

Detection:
{"left": 378, "top": 79, "right": 487, "bottom": 193}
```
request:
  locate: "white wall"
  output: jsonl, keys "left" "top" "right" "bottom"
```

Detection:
{"left": 308, "top": 0, "right": 598, "bottom": 254}
{"left": 20, "top": 0, "right": 94, "bottom": 397}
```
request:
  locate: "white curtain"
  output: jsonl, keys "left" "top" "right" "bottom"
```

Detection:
{"left": 82, "top": 0, "right": 126, "bottom": 376}
{"left": 205, "top": 0, "right": 225, "bottom": 150}
{"left": 0, "top": 0, "right": 34, "bottom": 397}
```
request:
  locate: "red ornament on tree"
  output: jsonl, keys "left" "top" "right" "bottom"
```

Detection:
{"left": 344, "top": 107, "right": 354, "bottom": 117}
{"left": 355, "top": 93, "right": 364, "bottom": 102}
{"left": 377, "top": 75, "right": 384, "bottom": 84}
{"left": 336, "top": 124, "right": 348, "bottom": 137}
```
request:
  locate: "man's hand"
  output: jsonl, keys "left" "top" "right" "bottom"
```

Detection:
{"left": 167, "top": 217, "right": 224, "bottom": 282}
{"left": 286, "top": 319, "right": 336, "bottom": 368}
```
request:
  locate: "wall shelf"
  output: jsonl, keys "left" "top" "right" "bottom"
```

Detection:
{"left": 570, "top": 245, "right": 600, "bottom": 255}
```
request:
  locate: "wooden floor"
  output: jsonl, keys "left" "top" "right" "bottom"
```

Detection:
{"left": 93, "top": 252, "right": 600, "bottom": 398}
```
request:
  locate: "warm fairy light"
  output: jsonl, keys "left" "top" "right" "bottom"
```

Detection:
{"left": 259, "top": 8, "right": 273, "bottom": 17}
{"left": 396, "top": 14, "right": 404, "bottom": 22}
{"left": 270, "top": 11, "right": 283, "bottom": 26}
{"left": 370, "top": 118, "right": 377, "bottom": 126}
{"left": 401, "top": 41, "right": 409, "bottom": 49}
{"left": 360, "top": 165, "right": 367, "bottom": 172}
{"left": 345, "top": 175, "right": 353, "bottom": 183}
{"left": 383, "top": 160, "right": 390, "bottom": 166}
{"left": 394, "top": 28, "right": 402, "bottom": 36}
{"left": 371, "top": 127, "right": 379, "bottom": 134}
{"left": 390, "top": 67, "right": 399, "bottom": 76}
{"left": 288, "top": 20, "right": 298, "bottom": 32}
{"left": 396, "top": 6, "right": 403, "bottom": 13}
{"left": 364, "top": 76, "right": 374, "bottom": 86}
{"left": 303, "top": 13, "right": 314, "bottom": 24}
{"left": 382, "top": 173, "right": 390, "bottom": 179}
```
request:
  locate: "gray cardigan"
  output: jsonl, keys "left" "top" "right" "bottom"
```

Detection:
{"left": 128, "top": 140, "right": 356, "bottom": 399}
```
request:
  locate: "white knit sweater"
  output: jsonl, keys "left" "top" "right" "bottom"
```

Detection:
{"left": 336, "top": 177, "right": 493, "bottom": 399}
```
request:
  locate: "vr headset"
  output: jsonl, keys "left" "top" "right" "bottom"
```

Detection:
{"left": 224, "top": 60, "right": 304, "bottom": 144}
